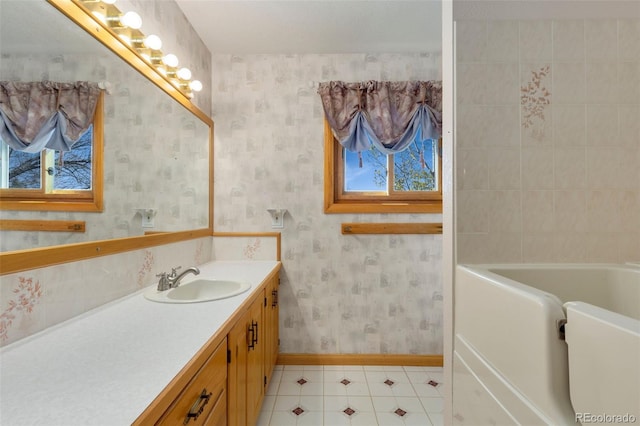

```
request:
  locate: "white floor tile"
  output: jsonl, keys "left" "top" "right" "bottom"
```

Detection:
{"left": 412, "top": 382, "right": 443, "bottom": 398}
{"left": 268, "top": 410, "right": 298, "bottom": 426}
{"left": 323, "top": 365, "right": 365, "bottom": 371}
{"left": 427, "top": 412, "right": 444, "bottom": 426}
{"left": 296, "top": 410, "right": 324, "bottom": 426}
{"left": 349, "top": 411, "right": 380, "bottom": 426}
{"left": 323, "top": 411, "right": 352, "bottom": 425}
{"left": 420, "top": 397, "right": 444, "bottom": 413}
{"left": 403, "top": 411, "right": 434, "bottom": 426}
{"left": 256, "top": 409, "right": 272, "bottom": 426}
{"left": 375, "top": 412, "right": 406, "bottom": 426}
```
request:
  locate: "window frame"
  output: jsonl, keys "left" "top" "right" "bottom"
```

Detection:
{"left": 323, "top": 118, "right": 442, "bottom": 214}
{"left": 0, "top": 91, "right": 104, "bottom": 212}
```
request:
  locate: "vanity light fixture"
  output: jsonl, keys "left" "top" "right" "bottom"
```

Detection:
{"left": 119, "top": 11, "right": 142, "bottom": 29}
{"left": 131, "top": 34, "right": 162, "bottom": 50}
{"left": 77, "top": 0, "right": 202, "bottom": 99}
{"left": 177, "top": 67, "right": 192, "bottom": 80}
{"left": 104, "top": 10, "right": 142, "bottom": 29}
{"left": 162, "top": 54, "right": 179, "bottom": 68}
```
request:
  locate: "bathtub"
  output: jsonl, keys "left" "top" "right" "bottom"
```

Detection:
{"left": 453, "top": 264, "right": 640, "bottom": 425}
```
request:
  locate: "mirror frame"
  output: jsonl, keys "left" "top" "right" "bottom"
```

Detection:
{"left": 0, "top": 0, "right": 213, "bottom": 275}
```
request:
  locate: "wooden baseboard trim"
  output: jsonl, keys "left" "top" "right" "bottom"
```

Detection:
{"left": 276, "top": 353, "right": 443, "bottom": 367}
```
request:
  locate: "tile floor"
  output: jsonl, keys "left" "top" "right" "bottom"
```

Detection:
{"left": 257, "top": 365, "right": 444, "bottom": 426}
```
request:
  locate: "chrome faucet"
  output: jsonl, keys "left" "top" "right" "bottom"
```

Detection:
{"left": 156, "top": 266, "right": 200, "bottom": 291}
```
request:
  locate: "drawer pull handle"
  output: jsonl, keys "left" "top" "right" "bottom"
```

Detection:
{"left": 248, "top": 322, "right": 255, "bottom": 350}
{"left": 184, "top": 389, "right": 212, "bottom": 425}
{"left": 252, "top": 321, "right": 258, "bottom": 346}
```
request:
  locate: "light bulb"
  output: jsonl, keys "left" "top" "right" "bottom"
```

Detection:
{"left": 177, "top": 67, "right": 192, "bottom": 80}
{"left": 189, "top": 80, "right": 203, "bottom": 92}
{"left": 120, "top": 11, "right": 142, "bottom": 29}
{"left": 162, "top": 54, "right": 179, "bottom": 68}
{"left": 102, "top": 0, "right": 116, "bottom": 4}
{"left": 143, "top": 34, "right": 162, "bottom": 50}
{"left": 92, "top": 11, "right": 107, "bottom": 24}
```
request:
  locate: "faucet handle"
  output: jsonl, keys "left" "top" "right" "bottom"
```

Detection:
{"left": 156, "top": 272, "right": 167, "bottom": 278}
{"left": 170, "top": 266, "right": 182, "bottom": 276}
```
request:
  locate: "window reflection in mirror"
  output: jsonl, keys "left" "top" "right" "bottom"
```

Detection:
{"left": 0, "top": 92, "right": 104, "bottom": 210}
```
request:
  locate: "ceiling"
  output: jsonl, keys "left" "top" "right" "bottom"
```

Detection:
{"left": 174, "top": 0, "right": 443, "bottom": 54}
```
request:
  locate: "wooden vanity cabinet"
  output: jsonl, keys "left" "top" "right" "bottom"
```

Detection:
{"left": 135, "top": 269, "right": 280, "bottom": 426}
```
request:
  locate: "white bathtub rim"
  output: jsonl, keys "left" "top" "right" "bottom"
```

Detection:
{"left": 564, "top": 301, "right": 640, "bottom": 335}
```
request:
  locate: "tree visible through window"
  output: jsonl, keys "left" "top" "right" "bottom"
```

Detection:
{"left": 2, "top": 128, "right": 93, "bottom": 191}
{"left": 324, "top": 119, "right": 442, "bottom": 214}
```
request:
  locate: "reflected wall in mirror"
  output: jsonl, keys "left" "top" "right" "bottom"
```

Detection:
{"left": 0, "top": 0, "right": 211, "bottom": 252}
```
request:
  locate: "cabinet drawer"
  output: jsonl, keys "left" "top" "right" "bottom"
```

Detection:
{"left": 158, "top": 339, "right": 227, "bottom": 426}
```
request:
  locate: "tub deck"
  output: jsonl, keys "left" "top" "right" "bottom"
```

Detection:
{"left": 453, "top": 264, "right": 640, "bottom": 425}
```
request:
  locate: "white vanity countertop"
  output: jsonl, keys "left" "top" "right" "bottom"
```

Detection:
{"left": 0, "top": 260, "right": 280, "bottom": 426}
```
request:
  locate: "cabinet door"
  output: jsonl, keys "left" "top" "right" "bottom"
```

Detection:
{"left": 246, "top": 294, "right": 264, "bottom": 426}
{"left": 227, "top": 294, "right": 264, "bottom": 426}
{"left": 227, "top": 309, "right": 249, "bottom": 426}
{"left": 264, "top": 275, "right": 279, "bottom": 385}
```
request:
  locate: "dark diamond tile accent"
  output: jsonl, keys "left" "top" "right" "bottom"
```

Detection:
{"left": 292, "top": 407, "right": 304, "bottom": 416}
{"left": 343, "top": 407, "right": 356, "bottom": 416}
{"left": 394, "top": 408, "right": 407, "bottom": 417}
{"left": 297, "top": 378, "right": 308, "bottom": 385}
{"left": 340, "top": 379, "right": 351, "bottom": 386}
{"left": 384, "top": 379, "right": 395, "bottom": 387}
{"left": 428, "top": 380, "right": 439, "bottom": 387}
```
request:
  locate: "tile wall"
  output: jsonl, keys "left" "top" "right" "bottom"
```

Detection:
{"left": 456, "top": 18, "right": 640, "bottom": 263}
{"left": 211, "top": 53, "right": 444, "bottom": 355}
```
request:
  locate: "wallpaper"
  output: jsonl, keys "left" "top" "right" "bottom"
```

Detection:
{"left": 456, "top": 18, "right": 640, "bottom": 263}
{"left": 211, "top": 53, "right": 444, "bottom": 355}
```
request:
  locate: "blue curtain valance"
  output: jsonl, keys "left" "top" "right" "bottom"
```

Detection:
{"left": 317, "top": 80, "right": 442, "bottom": 155}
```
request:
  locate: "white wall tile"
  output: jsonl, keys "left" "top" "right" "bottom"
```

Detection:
{"left": 555, "top": 147, "right": 587, "bottom": 190}
{"left": 553, "top": 105, "right": 586, "bottom": 146}
{"left": 585, "top": 19, "right": 618, "bottom": 62}
{"left": 519, "top": 21, "right": 553, "bottom": 62}
{"left": 553, "top": 20, "right": 585, "bottom": 62}
{"left": 618, "top": 19, "right": 640, "bottom": 62}
{"left": 488, "top": 148, "right": 521, "bottom": 189}
{"left": 586, "top": 62, "right": 619, "bottom": 104}
{"left": 553, "top": 62, "right": 586, "bottom": 104}
{"left": 487, "top": 21, "right": 520, "bottom": 63}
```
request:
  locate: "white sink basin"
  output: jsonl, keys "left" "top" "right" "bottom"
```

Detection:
{"left": 144, "top": 279, "right": 251, "bottom": 304}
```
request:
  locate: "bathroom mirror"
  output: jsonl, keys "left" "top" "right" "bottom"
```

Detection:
{"left": 0, "top": 0, "right": 212, "bottom": 271}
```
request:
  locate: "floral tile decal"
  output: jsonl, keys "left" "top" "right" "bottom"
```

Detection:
{"left": 0, "top": 277, "right": 42, "bottom": 341}
{"left": 136, "top": 250, "right": 155, "bottom": 288}
{"left": 521, "top": 65, "right": 551, "bottom": 141}
{"left": 243, "top": 238, "right": 261, "bottom": 259}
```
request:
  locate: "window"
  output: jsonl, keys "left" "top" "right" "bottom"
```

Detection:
{"left": 324, "top": 119, "right": 442, "bottom": 213}
{"left": 0, "top": 92, "right": 104, "bottom": 212}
